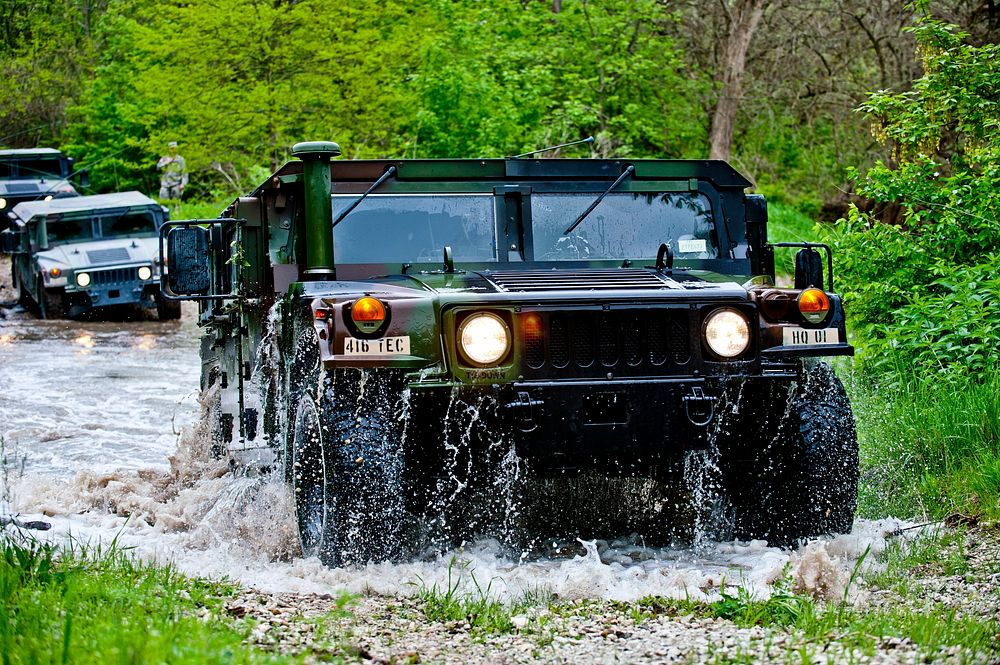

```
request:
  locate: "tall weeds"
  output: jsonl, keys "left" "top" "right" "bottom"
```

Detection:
{"left": 849, "top": 366, "right": 1000, "bottom": 520}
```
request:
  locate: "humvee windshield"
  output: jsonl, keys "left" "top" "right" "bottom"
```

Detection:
{"left": 2, "top": 159, "right": 64, "bottom": 179}
{"left": 100, "top": 212, "right": 157, "bottom": 239}
{"left": 333, "top": 194, "right": 496, "bottom": 263}
{"left": 531, "top": 192, "right": 718, "bottom": 261}
{"left": 45, "top": 218, "right": 93, "bottom": 245}
{"left": 330, "top": 189, "right": 720, "bottom": 265}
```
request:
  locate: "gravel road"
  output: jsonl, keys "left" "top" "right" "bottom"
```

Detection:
{"left": 222, "top": 525, "right": 1000, "bottom": 664}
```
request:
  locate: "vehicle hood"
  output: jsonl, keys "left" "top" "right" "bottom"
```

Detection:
{"left": 309, "top": 267, "right": 750, "bottom": 302}
{"left": 0, "top": 178, "right": 77, "bottom": 199}
{"left": 405, "top": 267, "right": 748, "bottom": 297}
{"left": 35, "top": 237, "right": 160, "bottom": 271}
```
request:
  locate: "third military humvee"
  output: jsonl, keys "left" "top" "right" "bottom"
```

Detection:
{"left": 0, "top": 148, "right": 85, "bottom": 223}
{"left": 163, "top": 141, "right": 858, "bottom": 566}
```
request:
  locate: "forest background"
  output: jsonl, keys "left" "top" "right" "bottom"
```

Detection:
{"left": 1, "top": 0, "right": 998, "bottom": 521}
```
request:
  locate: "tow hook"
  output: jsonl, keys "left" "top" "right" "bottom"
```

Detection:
{"left": 683, "top": 387, "right": 716, "bottom": 427}
{"left": 503, "top": 391, "right": 543, "bottom": 433}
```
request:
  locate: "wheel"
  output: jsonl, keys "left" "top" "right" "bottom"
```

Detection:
{"left": 291, "top": 397, "right": 331, "bottom": 559}
{"left": 37, "top": 281, "right": 65, "bottom": 319}
{"left": 156, "top": 293, "right": 182, "bottom": 320}
{"left": 720, "top": 361, "right": 859, "bottom": 545}
{"left": 16, "top": 270, "right": 30, "bottom": 307}
{"left": 285, "top": 317, "right": 408, "bottom": 567}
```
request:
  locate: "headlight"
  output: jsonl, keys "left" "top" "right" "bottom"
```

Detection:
{"left": 137, "top": 266, "right": 152, "bottom": 281}
{"left": 703, "top": 308, "right": 751, "bottom": 358}
{"left": 44, "top": 195, "right": 53, "bottom": 202}
{"left": 0, "top": 198, "right": 6, "bottom": 209}
{"left": 458, "top": 312, "right": 511, "bottom": 366}
{"left": 76, "top": 272, "right": 91, "bottom": 287}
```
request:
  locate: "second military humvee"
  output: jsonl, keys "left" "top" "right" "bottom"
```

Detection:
{"left": 0, "top": 148, "right": 85, "bottom": 222}
{"left": 1, "top": 192, "right": 179, "bottom": 319}
{"left": 163, "top": 141, "right": 858, "bottom": 566}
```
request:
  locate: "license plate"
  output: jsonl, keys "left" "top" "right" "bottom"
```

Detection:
{"left": 343, "top": 336, "right": 411, "bottom": 355}
{"left": 782, "top": 327, "right": 840, "bottom": 346}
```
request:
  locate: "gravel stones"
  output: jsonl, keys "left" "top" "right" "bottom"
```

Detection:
{"left": 223, "top": 526, "right": 1000, "bottom": 664}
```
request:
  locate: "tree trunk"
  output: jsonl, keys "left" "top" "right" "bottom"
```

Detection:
{"left": 708, "top": 0, "right": 767, "bottom": 161}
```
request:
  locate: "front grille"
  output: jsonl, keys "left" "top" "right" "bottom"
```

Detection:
{"left": 485, "top": 269, "right": 671, "bottom": 292}
{"left": 86, "top": 248, "right": 131, "bottom": 264}
{"left": 89, "top": 266, "right": 139, "bottom": 286}
{"left": 519, "top": 308, "right": 692, "bottom": 379}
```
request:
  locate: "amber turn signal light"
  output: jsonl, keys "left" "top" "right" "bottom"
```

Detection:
{"left": 797, "top": 288, "right": 830, "bottom": 324}
{"left": 350, "top": 296, "right": 388, "bottom": 334}
{"left": 352, "top": 297, "right": 386, "bottom": 323}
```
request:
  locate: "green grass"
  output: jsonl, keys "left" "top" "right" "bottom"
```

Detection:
{"left": 847, "top": 366, "right": 1000, "bottom": 521}
{"left": 170, "top": 198, "right": 233, "bottom": 221}
{"left": 0, "top": 535, "right": 346, "bottom": 664}
{"left": 624, "top": 581, "right": 997, "bottom": 662}
{"left": 412, "top": 557, "right": 551, "bottom": 635}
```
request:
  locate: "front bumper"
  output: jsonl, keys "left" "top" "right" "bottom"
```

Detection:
{"left": 65, "top": 265, "right": 160, "bottom": 312}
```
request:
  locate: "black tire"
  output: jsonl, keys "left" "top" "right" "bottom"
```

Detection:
{"left": 721, "top": 361, "right": 859, "bottom": 545}
{"left": 156, "top": 294, "right": 182, "bottom": 320}
{"left": 286, "top": 321, "right": 407, "bottom": 567}
{"left": 38, "top": 282, "right": 65, "bottom": 319}
{"left": 16, "top": 270, "right": 30, "bottom": 308}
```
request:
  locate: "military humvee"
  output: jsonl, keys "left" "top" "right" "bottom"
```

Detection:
{"left": 0, "top": 192, "right": 179, "bottom": 319}
{"left": 0, "top": 148, "right": 85, "bottom": 222}
{"left": 162, "top": 141, "right": 858, "bottom": 566}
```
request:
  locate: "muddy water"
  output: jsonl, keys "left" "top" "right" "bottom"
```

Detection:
{"left": 1, "top": 301, "right": 913, "bottom": 605}
{"left": 0, "top": 309, "right": 201, "bottom": 476}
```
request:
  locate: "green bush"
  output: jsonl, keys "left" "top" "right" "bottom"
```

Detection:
{"left": 832, "top": 16, "right": 1000, "bottom": 381}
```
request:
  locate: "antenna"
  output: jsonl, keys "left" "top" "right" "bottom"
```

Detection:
{"left": 510, "top": 136, "right": 595, "bottom": 159}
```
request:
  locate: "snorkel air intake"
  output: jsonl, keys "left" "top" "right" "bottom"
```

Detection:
{"left": 292, "top": 140, "right": 341, "bottom": 280}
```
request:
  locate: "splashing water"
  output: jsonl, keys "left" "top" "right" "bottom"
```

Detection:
{"left": 1, "top": 311, "right": 920, "bottom": 606}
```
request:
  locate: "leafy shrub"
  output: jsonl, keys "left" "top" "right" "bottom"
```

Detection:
{"left": 832, "top": 16, "right": 1000, "bottom": 381}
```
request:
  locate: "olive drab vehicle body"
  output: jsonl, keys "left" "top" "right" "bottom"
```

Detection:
{"left": 0, "top": 148, "right": 86, "bottom": 223}
{"left": 0, "top": 192, "right": 179, "bottom": 319}
{"left": 162, "top": 141, "right": 860, "bottom": 566}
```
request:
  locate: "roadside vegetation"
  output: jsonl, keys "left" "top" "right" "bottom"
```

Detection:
{"left": 0, "top": 534, "right": 358, "bottom": 664}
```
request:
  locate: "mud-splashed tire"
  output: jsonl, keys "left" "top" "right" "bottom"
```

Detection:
{"left": 291, "top": 398, "right": 331, "bottom": 560}
{"left": 15, "top": 270, "right": 30, "bottom": 307}
{"left": 722, "top": 361, "right": 858, "bottom": 545}
{"left": 291, "top": 368, "right": 407, "bottom": 567}
{"left": 38, "top": 283, "right": 65, "bottom": 319}
{"left": 789, "top": 362, "right": 859, "bottom": 537}
{"left": 156, "top": 294, "right": 182, "bottom": 320}
{"left": 283, "top": 310, "right": 407, "bottom": 566}
{"left": 320, "top": 369, "right": 407, "bottom": 566}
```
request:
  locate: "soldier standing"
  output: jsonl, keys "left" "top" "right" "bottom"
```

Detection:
{"left": 157, "top": 141, "right": 188, "bottom": 200}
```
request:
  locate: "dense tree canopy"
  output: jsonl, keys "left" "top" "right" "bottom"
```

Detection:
{"left": 7, "top": 0, "right": 986, "bottom": 201}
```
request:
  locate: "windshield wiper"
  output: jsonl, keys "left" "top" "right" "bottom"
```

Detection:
{"left": 563, "top": 164, "right": 635, "bottom": 235}
{"left": 332, "top": 166, "right": 396, "bottom": 227}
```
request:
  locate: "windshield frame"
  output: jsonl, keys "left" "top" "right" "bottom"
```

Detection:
{"left": 324, "top": 170, "right": 748, "bottom": 276}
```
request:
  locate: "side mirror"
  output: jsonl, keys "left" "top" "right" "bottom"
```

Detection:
{"left": 75, "top": 170, "right": 90, "bottom": 189}
{"left": 0, "top": 229, "right": 24, "bottom": 254}
{"left": 166, "top": 226, "right": 211, "bottom": 295}
{"left": 794, "top": 248, "right": 824, "bottom": 290}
